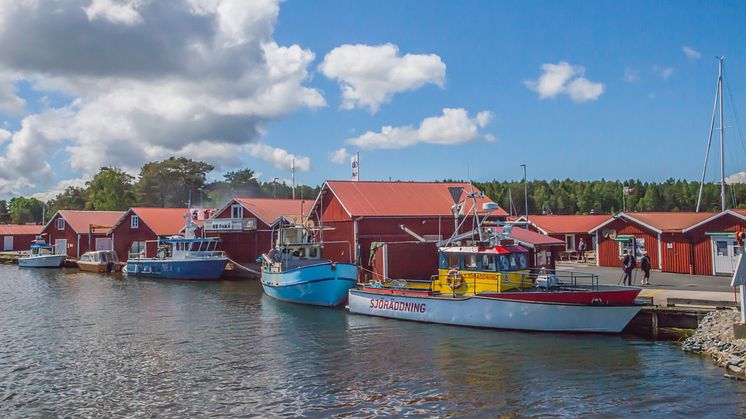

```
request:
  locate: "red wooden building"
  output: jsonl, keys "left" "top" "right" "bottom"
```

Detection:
{"left": 205, "top": 198, "right": 304, "bottom": 263}
{"left": 591, "top": 212, "right": 715, "bottom": 274}
{"left": 42, "top": 210, "right": 126, "bottom": 258}
{"left": 682, "top": 209, "right": 746, "bottom": 276}
{"left": 514, "top": 214, "right": 611, "bottom": 253}
{"left": 0, "top": 224, "right": 43, "bottom": 252}
{"left": 110, "top": 208, "right": 197, "bottom": 259}
{"left": 308, "top": 181, "right": 508, "bottom": 276}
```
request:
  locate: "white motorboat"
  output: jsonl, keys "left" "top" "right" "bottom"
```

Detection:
{"left": 18, "top": 236, "right": 66, "bottom": 268}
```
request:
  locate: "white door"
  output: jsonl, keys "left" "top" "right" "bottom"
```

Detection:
{"left": 3, "top": 236, "right": 12, "bottom": 251}
{"left": 95, "top": 238, "right": 113, "bottom": 251}
{"left": 713, "top": 238, "right": 739, "bottom": 275}
{"left": 55, "top": 239, "right": 67, "bottom": 255}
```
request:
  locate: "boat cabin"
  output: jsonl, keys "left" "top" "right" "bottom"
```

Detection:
{"left": 435, "top": 245, "right": 531, "bottom": 294}
{"left": 79, "top": 250, "right": 119, "bottom": 264}
{"left": 30, "top": 241, "right": 55, "bottom": 256}
{"left": 153, "top": 237, "right": 223, "bottom": 260}
{"left": 263, "top": 225, "right": 323, "bottom": 272}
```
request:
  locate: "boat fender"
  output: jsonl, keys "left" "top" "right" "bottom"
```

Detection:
{"left": 591, "top": 297, "right": 606, "bottom": 306}
{"left": 446, "top": 269, "right": 465, "bottom": 289}
{"left": 331, "top": 262, "right": 336, "bottom": 271}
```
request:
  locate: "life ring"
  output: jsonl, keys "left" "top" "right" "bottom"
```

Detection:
{"left": 446, "top": 269, "right": 465, "bottom": 289}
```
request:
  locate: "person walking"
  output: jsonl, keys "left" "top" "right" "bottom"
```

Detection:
{"left": 622, "top": 251, "right": 636, "bottom": 286}
{"left": 578, "top": 238, "right": 587, "bottom": 263}
{"left": 640, "top": 251, "right": 651, "bottom": 285}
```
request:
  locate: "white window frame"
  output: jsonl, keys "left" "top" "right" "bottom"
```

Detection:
{"left": 231, "top": 204, "right": 243, "bottom": 219}
{"left": 565, "top": 234, "right": 576, "bottom": 251}
{"left": 131, "top": 215, "right": 139, "bottom": 229}
{"left": 56, "top": 218, "right": 65, "bottom": 230}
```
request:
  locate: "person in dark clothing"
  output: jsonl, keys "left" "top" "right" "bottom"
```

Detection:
{"left": 578, "top": 238, "right": 587, "bottom": 263}
{"left": 622, "top": 251, "right": 636, "bottom": 286}
{"left": 640, "top": 252, "right": 651, "bottom": 285}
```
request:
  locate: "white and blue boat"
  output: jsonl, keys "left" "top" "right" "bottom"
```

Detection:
{"left": 125, "top": 214, "right": 228, "bottom": 280}
{"left": 260, "top": 226, "right": 358, "bottom": 307}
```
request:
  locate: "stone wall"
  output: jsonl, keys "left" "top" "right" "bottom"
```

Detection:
{"left": 682, "top": 310, "right": 746, "bottom": 380}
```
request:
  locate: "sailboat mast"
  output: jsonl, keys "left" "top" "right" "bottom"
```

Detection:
{"left": 719, "top": 57, "right": 726, "bottom": 211}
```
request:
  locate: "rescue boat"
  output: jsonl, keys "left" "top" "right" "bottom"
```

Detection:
{"left": 347, "top": 190, "right": 642, "bottom": 333}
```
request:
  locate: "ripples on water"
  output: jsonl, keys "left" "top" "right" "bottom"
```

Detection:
{"left": 0, "top": 265, "right": 744, "bottom": 417}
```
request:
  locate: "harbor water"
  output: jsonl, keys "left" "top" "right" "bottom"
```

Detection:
{"left": 1, "top": 265, "right": 745, "bottom": 417}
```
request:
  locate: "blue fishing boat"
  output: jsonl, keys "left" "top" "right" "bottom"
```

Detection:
{"left": 260, "top": 226, "right": 358, "bottom": 306}
{"left": 125, "top": 214, "right": 228, "bottom": 280}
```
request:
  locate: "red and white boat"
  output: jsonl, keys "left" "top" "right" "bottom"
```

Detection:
{"left": 347, "top": 192, "right": 642, "bottom": 333}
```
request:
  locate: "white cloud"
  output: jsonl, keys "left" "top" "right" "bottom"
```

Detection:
{"left": 0, "top": 0, "right": 324, "bottom": 197}
{"left": 319, "top": 43, "right": 445, "bottom": 113}
{"left": 682, "top": 46, "right": 701, "bottom": 60}
{"left": 0, "top": 72, "right": 26, "bottom": 115}
{"left": 622, "top": 67, "right": 639, "bottom": 83}
{"left": 653, "top": 66, "right": 674, "bottom": 80}
{"left": 247, "top": 143, "right": 311, "bottom": 171}
{"left": 0, "top": 128, "right": 10, "bottom": 143}
{"left": 31, "top": 177, "right": 88, "bottom": 202}
{"left": 329, "top": 147, "right": 350, "bottom": 165}
{"left": 347, "top": 108, "right": 493, "bottom": 150}
{"left": 726, "top": 172, "right": 746, "bottom": 185}
{"left": 524, "top": 62, "right": 604, "bottom": 102}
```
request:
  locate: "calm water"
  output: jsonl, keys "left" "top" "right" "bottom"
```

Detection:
{"left": 0, "top": 265, "right": 744, "bottom": 418}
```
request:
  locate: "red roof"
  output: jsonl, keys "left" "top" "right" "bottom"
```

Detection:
{"left": 233, "top": 198, "right": 305, "bottom": 225}
{"left": 523, "top": 215, "right": 612, "bottom": 234}
{"left": 319, "top": 181, "right": 507, "bottom": 217}
{"left": 592, "top": 212, "right": 717, "bottom": 234}
{"left": 0, "top": 224, "right": 43, "bottom": 235}
{"left": 131, "top": 208, "right": 191, "bottom": 236}
{"left": 54, "top": 210, "right": 126, "bottom": 234}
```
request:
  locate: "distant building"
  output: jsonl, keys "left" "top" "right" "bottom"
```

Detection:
{"left": 110, "top": 208, "right": 204, "bottom": 259}
{"left": 513, "top": 214, "right": 611, "bottom": 252}
{"left": 682, "top": 209, "right": 746, "bottom": 276}
{"left": 0, "top": 224, "right": 43, "bottom": 252}
{"left": 42, "top": 210, "right": 126, "bottom": 258}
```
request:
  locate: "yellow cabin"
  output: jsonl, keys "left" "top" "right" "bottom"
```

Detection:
{"left": 434, "top": 245, "right": 531, "bottom": 295}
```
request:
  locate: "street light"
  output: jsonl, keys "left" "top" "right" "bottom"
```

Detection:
{"left": 520, "top": 164, "right": 528, "bottom": 227}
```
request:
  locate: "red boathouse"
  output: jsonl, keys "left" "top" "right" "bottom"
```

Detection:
{"left": 308, "top": 181, "right": 508, "bottom": 277}
{"left": 514, "top": 214, "right": 611, "bottom": 254}
{"left": 0, "top": 224, "right": 43, "bottom": 252}
{"left": 110, "top": 208, "right": 200, "bottom": 259}
{"left": 42, "top": 210, "right": 126, "bottom": 258}
{"left": 205, "top": 198, "right": 305, "bottom": 263}
{"left": 682, "top": 209, "right": 746, "bottom": 276}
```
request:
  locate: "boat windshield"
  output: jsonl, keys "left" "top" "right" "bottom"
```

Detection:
{"left": 439, "top": 251, "right": 528, "bottom": 272}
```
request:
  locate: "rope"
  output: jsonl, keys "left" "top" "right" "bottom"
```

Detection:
{"left": 226, "top": 258, "right": 260, "bottom": 275}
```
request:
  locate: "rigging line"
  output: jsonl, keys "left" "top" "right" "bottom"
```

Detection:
{"left": 724, "top": 67, "right": 746, "bottom": 160}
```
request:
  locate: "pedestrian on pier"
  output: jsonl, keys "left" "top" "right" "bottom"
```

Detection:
{"left": 578, "top": 238, "right": 587, "bottom": 263}
{"left": 622, "top": 251, "right": 636, "bottom": 286}
{"left": 640, "top": 252, "right": 651, "bottom": 285}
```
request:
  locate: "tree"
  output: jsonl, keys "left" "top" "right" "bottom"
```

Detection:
{"left": 0, "top": 200, "right": 9, "bottom": 223}
{"left": 136, "top": 157, "right": 214, "bottom": 207}
{"left": 86, "top": 167, "right": 135, "bottom": 211}
{"left": 47, "top": 186, "right": 88, "bottom": 214}
{"left": 9, "top": 197, "right": 44, "bottom": 224}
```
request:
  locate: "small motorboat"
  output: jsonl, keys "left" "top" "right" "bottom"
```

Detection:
{"left": 77, "top": 250, "right": 121, "bottom": 273}
{"left": 18, "top": 236, "right": 66, "bottom": 268}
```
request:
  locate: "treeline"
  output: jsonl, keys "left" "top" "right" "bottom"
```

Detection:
{"left": 475, "top": 179, "right": 744, "bottom": 215}
{"left": 0, "top": 157, "right": 321, "bottom": 225}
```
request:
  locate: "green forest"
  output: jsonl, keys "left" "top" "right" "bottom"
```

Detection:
{"left": 0, "top": 156, "right": 741, "bottom": 224}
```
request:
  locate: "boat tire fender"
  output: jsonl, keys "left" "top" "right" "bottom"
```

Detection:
{"left": 446, "top": 269, "right": 465, "bottom": 289}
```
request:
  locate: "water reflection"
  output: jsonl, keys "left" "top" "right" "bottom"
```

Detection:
{"left": 0, "top": 265, "right": 744, "bottom": 417}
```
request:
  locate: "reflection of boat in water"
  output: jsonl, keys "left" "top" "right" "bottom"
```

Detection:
{"left": 77, "top": 250, "right": 121, "bottom": 273}
{"left": 125, "top": 213, "right": 228, "bottom": 280}
{"left": 18, "top": 236, "right": 66, "bottom": 268}
{"left": 348, "top": 190, "right": 641, "bottom": 333}
{"left": 261, "top": 224, "right": 358, "bottom": 307}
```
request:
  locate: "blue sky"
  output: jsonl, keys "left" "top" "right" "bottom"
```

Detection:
{"left": 0, "top": 0, "right": 745, "bottom": 199}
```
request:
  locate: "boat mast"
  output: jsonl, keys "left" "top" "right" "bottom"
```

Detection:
{"left": 696, "top": 57, "right": 726, "bottom": 212}
{"left": 719, "top": 57, "right": 726, "bottom": 211}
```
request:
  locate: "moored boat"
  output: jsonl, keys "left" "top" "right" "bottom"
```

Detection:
{"left": 125, "top": 213, "right": 228, "bottom": 280}
{"left": 347, "top": 191, "right": 642, "bottom": 333}
{"left": 261, "top": 225, "right": 358, "bottom": 307}
{"left": 18, "top": 236, "right": 66, "bottom": 268}
{"left": 77, "top": 250, "right": 121, "bottom": 273}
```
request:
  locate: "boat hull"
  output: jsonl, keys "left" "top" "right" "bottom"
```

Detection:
{"left": 125, "top": 258, "right": 228, "bottom": 280}
{"left": 347, "top": 289, "right": 642, "bottom": 333}
{"left": 18, "top": 255, "right": 66, "bottom": 268}
{"left": 261, "top": 262, "right": 358, "bottom": 307}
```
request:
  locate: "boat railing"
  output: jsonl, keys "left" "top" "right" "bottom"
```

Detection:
{"left": 179, "top": 250, "right": 226, "bottom": 259}
{"left": 425, "top": 268, "right": 599, "bottom": 295}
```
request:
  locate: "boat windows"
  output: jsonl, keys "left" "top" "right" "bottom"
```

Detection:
{"left": 308, "top": 246, "right": 319, "bottom": 258}
{"left": 481, "top": 255, "right": 496, "bottom": 272}
{"left": 498, "top": 255, "right": 510, "bottom": 271}
{"left": 517, "top": 254, "right": 527, "bottom": 269}
{"left": 464, "top": 254, "right": 478, "bottom": 270}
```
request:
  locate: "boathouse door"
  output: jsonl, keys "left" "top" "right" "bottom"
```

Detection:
{"left": 712, "top": 238, "right": 740, "bottom": 275}
{"left": 3, "top": 236, "right": 12, "bottom": 251}
{"left": 96, "top": 238, "right": 113, "bottom": 251}
{"left": 55, "top": 239, "right": 67, "bottom": 255}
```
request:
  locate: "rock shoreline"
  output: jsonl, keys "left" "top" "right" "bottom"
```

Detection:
{"left": 682, "top": 310, "right": 746, "bottom": 380}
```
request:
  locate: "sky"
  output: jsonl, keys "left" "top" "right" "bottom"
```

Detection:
{"left": 0, "top": 0, "right": 745, "bottom": 200}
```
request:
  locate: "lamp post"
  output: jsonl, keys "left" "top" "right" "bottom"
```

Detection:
{"left": 520, "top": 164, "right": 528, "bottom": 227}
{"left": 197, "top": 187, "right": 204, "bottom": 209}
